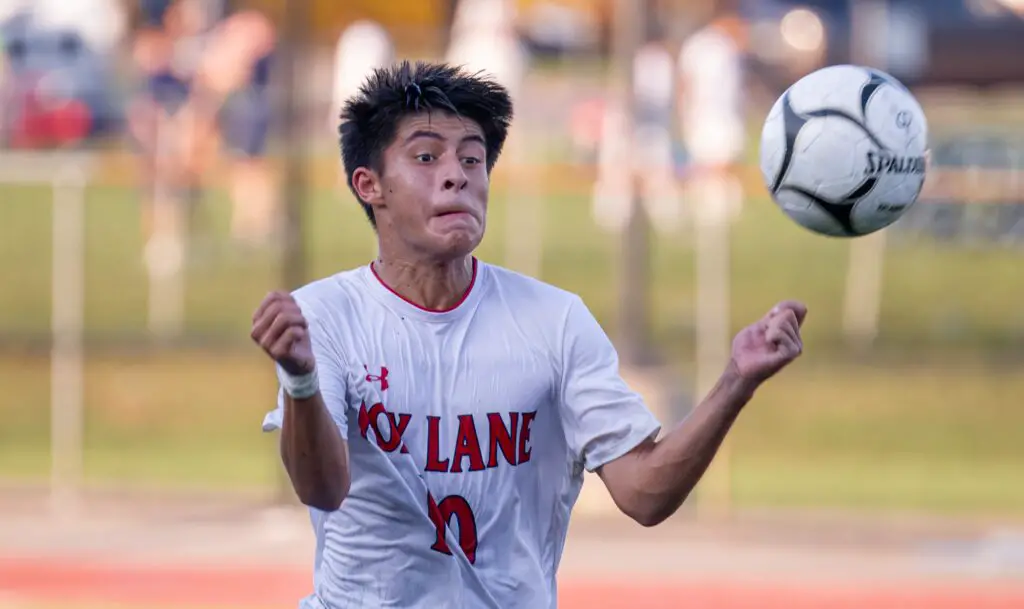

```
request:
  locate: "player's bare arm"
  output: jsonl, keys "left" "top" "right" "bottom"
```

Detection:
{"left": 251, "top": 291, "right": 350, "bottom": 511}
{"left": 598, "top": 300, "right": 807, "bottom": 526}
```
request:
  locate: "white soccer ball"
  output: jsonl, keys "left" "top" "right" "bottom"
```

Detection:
{"left": 759, "top": 64, "right": 929, "bottom": 237}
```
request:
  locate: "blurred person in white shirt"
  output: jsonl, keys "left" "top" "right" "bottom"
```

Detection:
{"left": 331, "top": 20, "right": 393, "bottom": 135}
{"left": 677, "top": 11, "right": 748, "bottom": 223}
{"left": 593, "top": 26, "right": 681, "bottom": 233}
{"left": 446, "top": 0, "right": 527, "bottom": 102}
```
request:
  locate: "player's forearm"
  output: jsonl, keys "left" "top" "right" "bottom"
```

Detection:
{"left": 621, "top": 363, "right": 756, "bottom": 526}
{"left": 280, "top": 393, "right": 350, "bottom": 511}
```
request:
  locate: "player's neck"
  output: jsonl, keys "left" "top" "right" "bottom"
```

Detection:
{"left": 372, "top": 255, "right": 475, "bottom": 311}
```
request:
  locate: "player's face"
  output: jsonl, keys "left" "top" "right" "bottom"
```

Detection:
{"left": 365, "top": 112, "right": 490, "bottom": 260}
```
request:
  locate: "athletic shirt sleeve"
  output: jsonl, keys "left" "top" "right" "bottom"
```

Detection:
{"left": 558, "top": 296, "right": 662, "bottom": 472}
{"left": 261, "top": 309, "right": 350, "bottom": 437}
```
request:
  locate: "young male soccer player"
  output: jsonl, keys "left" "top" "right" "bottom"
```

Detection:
{"left": 252, "top": 61, "right": 807, "bottom": 609}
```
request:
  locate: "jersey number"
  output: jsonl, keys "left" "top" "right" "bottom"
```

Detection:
{"left": 428, "top": 493, "right": 478, "bottom": 564}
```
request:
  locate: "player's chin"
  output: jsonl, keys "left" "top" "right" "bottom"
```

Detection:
{"left": 428, "top": 226, "right": 484, "bottom": 259}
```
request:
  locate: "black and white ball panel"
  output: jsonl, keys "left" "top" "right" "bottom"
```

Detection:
{"left": 759, "top": 65, "right": 928, "bottom": 237}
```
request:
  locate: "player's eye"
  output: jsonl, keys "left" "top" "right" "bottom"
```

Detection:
{"left": 462, "top": 157, "right": 481, "bottom": 166}
{"left": 415, "top": 153, "right": 435, "bottom": 163}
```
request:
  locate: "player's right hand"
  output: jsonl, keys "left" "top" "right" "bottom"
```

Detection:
{"left": 251, "top": 292, "right": 315, "bottom": 376}
{"left": 729, "top": 300, "right": 807, "bottom": 386}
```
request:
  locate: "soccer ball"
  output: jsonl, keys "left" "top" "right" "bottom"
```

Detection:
{"left": 759, "top": 65, "right": 928, "bottom": 237}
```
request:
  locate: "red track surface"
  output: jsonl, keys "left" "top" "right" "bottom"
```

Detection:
{"left": 2, "top": 558, "right": 1024, "bottom": 608}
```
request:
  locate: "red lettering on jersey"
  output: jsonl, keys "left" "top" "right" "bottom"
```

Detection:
{"left": 428, "top": 492, "right": 478, "bottom": 564}
{"left": 369, "top": 403, "right": 389, "bottom": 441}
{"left": 357, "top": 402, "right": 410, "bottom": 454}
{"left": 357, "top": 401, "right": 371, "bottom": 439}
{"left": 486, "top": 412, "right": 519, "bottom": 468}
{"left": 518, "top": 411, "right": 537, "bottom": 464}
{"left": 427, "top": 493, "right": 446, "bottom": 551}
{"left": 450, "top": 414, "right": 486, "bottom": 473}
{"left": 425, "top": 416, "right": 450, "bottom": 472}
{"left": 388, "top": 412, "right": 412, "bottom": 454}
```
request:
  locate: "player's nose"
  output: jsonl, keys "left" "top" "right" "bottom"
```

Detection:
{"left": 440, "top": 156, "right": 469, "bottom": 192}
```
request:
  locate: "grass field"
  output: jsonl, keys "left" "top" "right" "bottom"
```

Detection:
{"left": 2, "top": 172, "right": 1024, "bottom": 515}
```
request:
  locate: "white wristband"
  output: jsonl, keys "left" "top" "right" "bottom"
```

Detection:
{"left": 277, "top": 365, "right": 319, "bottom": 400}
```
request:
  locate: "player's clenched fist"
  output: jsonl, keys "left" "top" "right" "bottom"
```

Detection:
{"left": 730, "top": 300, "right": 807, "bottom": 385}
{"left": 251, "top": 292, "right": 315, "bottom": 377}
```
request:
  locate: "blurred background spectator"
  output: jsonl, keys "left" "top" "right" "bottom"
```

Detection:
{"left": 331, "top": 20, "right": 393, "bottom": 135}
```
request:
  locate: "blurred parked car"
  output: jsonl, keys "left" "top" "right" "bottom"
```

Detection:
{"left": 0, "top": 3, "right": 124, "bottom": 149}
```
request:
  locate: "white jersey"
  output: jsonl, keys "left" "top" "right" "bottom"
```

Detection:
{"left": 262, "top": 260, "right": 661, "bottom": 609}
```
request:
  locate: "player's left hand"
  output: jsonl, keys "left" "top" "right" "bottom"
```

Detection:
{"left": 729, "top": 300, "right": 807, "bottom": 386}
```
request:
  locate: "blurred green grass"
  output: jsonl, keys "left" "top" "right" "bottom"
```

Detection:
{"left": 1, "top": 178, "right": 1023, "bottom": 515}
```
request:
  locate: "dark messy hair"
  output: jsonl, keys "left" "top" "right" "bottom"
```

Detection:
{"left": 339, "top": 61, "right": 514, "bottom": 228}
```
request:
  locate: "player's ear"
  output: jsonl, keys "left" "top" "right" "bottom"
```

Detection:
{"left": 352, "top": 166, "right": 385, "bottom": 207}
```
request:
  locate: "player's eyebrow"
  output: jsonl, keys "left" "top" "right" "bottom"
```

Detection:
{"left": 460, "top": 134, "right": 486, "bottom": 147}
{"left": 405, "top": 130, "right": 444, "bottom": 143}
{"left": 404, "top": 130, "right": 486, "bottom": 147}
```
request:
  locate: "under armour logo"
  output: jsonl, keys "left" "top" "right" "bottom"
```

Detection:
{"left": 364, "top": 366, "right": 389, "bottom": 391}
